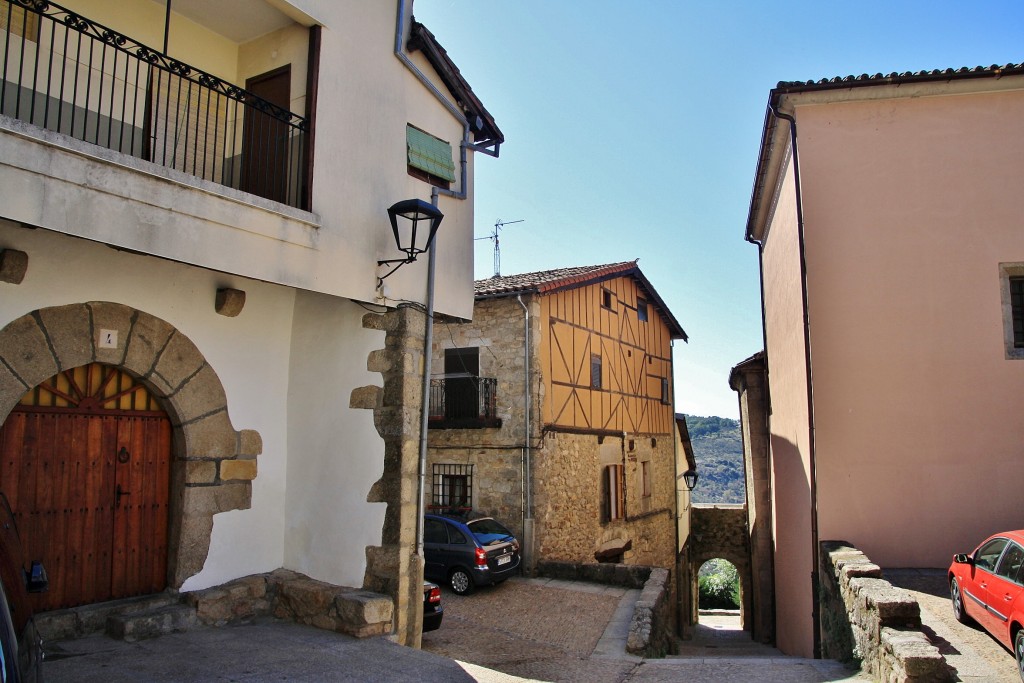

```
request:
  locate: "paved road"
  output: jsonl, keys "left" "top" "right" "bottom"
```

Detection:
{"left": 423, "top": 577, "right": 870, "bottom": 682}
{"left": 886, "top": 568, "right": 1020, "bottom": 682}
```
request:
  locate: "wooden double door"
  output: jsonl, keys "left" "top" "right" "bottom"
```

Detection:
{"left": 0, "top": 364, "right": 171, "bottom": 611}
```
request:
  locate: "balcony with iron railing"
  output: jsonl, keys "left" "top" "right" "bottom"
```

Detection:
{"left": 0, "top": 0, "right": 310, "bottom": 209}
{"left": 428, "top": 376, "right": 501, "bottom": 429}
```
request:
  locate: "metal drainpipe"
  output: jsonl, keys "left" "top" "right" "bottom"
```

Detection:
{"left": 516, "top": 295, "right": 532, "bottom": 561}
{"left": 416, "top": 187, "right": 440, "bottom": 557}
{"left": 393, "top": 0, "right": 471, "bottom": 200}
{"left": 768, "top": 100, "right": 821, "bottom": 660}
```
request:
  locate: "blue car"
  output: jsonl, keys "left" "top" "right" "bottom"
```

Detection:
{"left": 423, "top": 515, "right": 520, "bottom": 595}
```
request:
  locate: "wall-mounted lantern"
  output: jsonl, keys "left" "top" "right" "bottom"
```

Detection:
{"left": 680, "top": 469, "right": 699, "bottom": 492}
{"left": 377, "top": 198, "right": 444, "bottom": 284}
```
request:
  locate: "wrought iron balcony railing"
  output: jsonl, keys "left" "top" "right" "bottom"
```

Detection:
{"left": 0, "top": 0, "right": 309, "bottom": 209}
{"left": 429, "top": 376, "right": 501, "bottom": 429}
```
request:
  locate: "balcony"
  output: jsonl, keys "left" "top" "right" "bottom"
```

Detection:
{"left": 428, "top": 377, "right": 501, "bottom": 429}
{"left": 0, "top": 0, "right": 310, "bottom": 209}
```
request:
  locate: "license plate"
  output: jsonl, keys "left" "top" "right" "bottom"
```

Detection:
{"left": 497, "top": 554, "right": 511, "bottom": 566}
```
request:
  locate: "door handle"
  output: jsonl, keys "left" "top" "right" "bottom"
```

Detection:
{"left": 115, "top": 484, "right": 130, "bottom": 508}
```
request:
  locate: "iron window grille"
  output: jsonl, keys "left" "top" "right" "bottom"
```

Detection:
{"left": 430, "top": 464, "right": 473, "bottom": 515}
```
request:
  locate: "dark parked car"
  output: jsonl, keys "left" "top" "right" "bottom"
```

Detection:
{"left": 948, "top": 529, "right": 1024, "bottom": 681}
{"left": 0, "top": 493, "right": 47, "bottom": 682}
{"left": 422, "top": 581, "right": 443, "bottom": 632}
{"left": 423, "top": 514, "right": 520, "bottom": 595}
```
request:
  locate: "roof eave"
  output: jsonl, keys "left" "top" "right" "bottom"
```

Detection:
{"left": 407, "top": 20, "right": 504, "bottom": 147}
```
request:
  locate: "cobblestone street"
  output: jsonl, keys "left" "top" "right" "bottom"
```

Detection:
{"left": 422, "top": 577, "right": 870, "bottom": 683}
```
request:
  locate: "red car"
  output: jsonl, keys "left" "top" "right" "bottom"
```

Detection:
{"left": 948, "top": 530, "right": 1024, "bottom": 680}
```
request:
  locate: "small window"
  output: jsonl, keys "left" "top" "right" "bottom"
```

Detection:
{"left": 601, "top": 464, "right": 624, "bottom": 522}
{"left": 637, "top": 297, "right": 648, "bottom": 322}
{"left": 641, "top": 461, "right": 651, "bottom": 498}
{"left": 1011, "top": 277, "right": 1024, "bottom": 348}
{"left": 430, "top": 463, "right": 472, "bottom": 513}
{"left": 407, "top": 125, "right": 454, "bottom": 189}
{"left": 591, "top": 354, "right": 602, "bottom": 389}
{"left": 975, "top": 538, "right": 1008, "bottom": 572}
{"left": 660, "top": 377, "right": 670, "bottom": 404}
{"left": 999, "top": 264, "right": 1024, "bottom": 359}
{"left": 601, "top": 289, "right": 614, "bottom": 310}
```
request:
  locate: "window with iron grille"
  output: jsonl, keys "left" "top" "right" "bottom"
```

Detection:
{"left": 431, "top": 464, "right": 473, "bottom": 512}
{"left": 591, "top": 354, "right": 602, "bottom": 389}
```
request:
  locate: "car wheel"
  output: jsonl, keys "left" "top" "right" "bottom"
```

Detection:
{"left": 1015, "top": 629, "right": 1024, "bottom": 683}
{"left": 950, "top": 578, "right": 971, "bottom": 625}
{"left": 449, "top": 568, "right": 474, "bottom": 595}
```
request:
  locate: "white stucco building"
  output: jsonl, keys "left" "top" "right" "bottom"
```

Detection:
{"left": 0, "top": 0, "right": 501, "bottom": 645}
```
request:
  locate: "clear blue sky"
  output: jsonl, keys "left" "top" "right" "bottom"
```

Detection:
{"left": 414, "top": 1, "right": 1024, "bottom": 418}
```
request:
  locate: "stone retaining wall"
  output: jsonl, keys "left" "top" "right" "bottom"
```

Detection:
{"left": 186, "top": 568, "right": 393, "bottom": 638}
{"left": 819, "top": 541, "right": 951, "bottom": 682}
{"left": 536, "top": 561, "right": 674, "bottom": 657}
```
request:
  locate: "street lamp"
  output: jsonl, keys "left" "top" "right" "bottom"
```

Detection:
{"left": 378, "top": 198, "right": 444, "bottom": 283}
{"left": 680, "top": 469, "right": 699, "bottom": 492}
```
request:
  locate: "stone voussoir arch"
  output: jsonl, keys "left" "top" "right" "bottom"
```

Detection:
{"left": 0, "top": 301, "right": 262, "bottom": 588}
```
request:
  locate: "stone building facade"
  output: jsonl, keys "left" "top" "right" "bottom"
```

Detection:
{"left": 426, "top": 262, "right": 687, "bottom": 583}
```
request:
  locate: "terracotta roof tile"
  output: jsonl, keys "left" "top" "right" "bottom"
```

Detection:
{"left": 776, "top": 62, "right": 1024, "bottom": 93}
{"left": 475, "top": 261, "right": 687, "bottom": 341}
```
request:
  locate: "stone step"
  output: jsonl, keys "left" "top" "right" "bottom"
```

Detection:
{"left": 106, "top": 603, "right": 199, "bottom": 642}
{"left": 36, "top": 593, "right": 183, "bottom": 641}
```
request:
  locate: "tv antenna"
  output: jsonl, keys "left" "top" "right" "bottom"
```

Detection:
{"left": 475, "top": 218, "right": 524, "bottom": 277}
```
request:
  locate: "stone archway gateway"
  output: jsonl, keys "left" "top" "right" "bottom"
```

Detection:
{"left": 0, "top": 302, "right": 261, "bottom": 594}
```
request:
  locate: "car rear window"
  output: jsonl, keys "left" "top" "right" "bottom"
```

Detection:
{"left": 468, "top": 519, "right": 511, "bottom": 536}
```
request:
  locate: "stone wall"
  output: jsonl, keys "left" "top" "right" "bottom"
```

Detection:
{"left": 426, "top": 296, "right": 539, "bottom": 539}
{"left": 187, "top": 569, "right": 393, "bottom": 638}
{"left": 354, "top": 307, "right": 427, "bottom": 647}
{"left": 819, "top": 541, "right": 951, "bottom": 682}
{"left": 533, "top": 431, "right": 676, "bottom": 571}
{"left": 626, "top": 567, "right": 675, "bottom": 657}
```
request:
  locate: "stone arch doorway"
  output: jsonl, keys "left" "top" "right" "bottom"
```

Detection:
{"left": 0, "top": 302, "right": 262, "bottom": 595}
{"left": 696, "top": 557, "right": 743, "bottom": 614}
{"left": 689, "top": 504, "right": 754, "bottom": 634}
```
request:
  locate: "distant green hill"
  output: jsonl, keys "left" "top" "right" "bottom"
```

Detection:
{"left": 684, "top": 415, "right": 745, "bottom": 504}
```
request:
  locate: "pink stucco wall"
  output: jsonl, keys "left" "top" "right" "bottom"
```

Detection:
{"left": 758, "top": 84, "right": 1024, "bottom": 657}
{"left": 760, "top": 154, "right": 817, "bottom": 658}
{"left": 797, "top": 89, "right": 1024, "bottom": 568}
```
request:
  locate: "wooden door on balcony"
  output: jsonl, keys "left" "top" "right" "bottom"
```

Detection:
{"left": 0, "top": 364, "right": 171, "bottom": 611}
{"left": 241, "top": 66, "right": 291, "bottom": 204}
{"left": 444, "top": 348, "right": 479, "bottom": 421}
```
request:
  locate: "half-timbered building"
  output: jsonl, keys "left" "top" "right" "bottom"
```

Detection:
{"left": 426, "top": 262, "right": 687, "bottom": 574}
